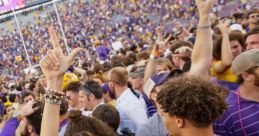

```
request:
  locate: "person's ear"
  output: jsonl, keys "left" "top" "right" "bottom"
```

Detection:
{"left": 175, "top": 117, "right": 184, "bottom": 128}
{"left": 149, "top": 92, "right": 157, "bottom": 102}
{"left": 28, "top": 124, "right": 34, "bottom": 133}
{"left": 242, "top": 72, "right": 252, "bottom": 82}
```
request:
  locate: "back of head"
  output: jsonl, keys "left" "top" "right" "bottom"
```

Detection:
{"left": 82, "top": 80, "right": 103, "bottom": 99}
{"left": 8, "top": 94, "right": 16, "bottom": 103}
{"left": 63, "top": 81, "right": 81, "bottom": 93}
{"left": 157, "top": 76, "right": 227, "bottom": 128}
{"left": 60, "top": 99, "right": 69, "bottom": 116}
{"left": 73, "top": 131, "right": 94, "bottom": 136}
{"left": 92, "top": 104, "right": 120, "bottom": 131}
{"left": 26, "top": 101, "right": 44, "bottom": 135}
{"left": 65, "top": 110, "right": 116, "bottom": 136}
{"left": 108, "top": 67, "right": 128, "bottom": 86}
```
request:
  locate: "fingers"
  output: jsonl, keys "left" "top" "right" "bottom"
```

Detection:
{"left": 48, "top": 26, "right": 61, "bottom": 50}
{"left": 47, "top": 50, "right": 59, "bottom": 70}
{"left": 40, "top": 50, "right": 59, "bottom": 70}
{"left": 67, "top": 48, "right": 84, "bottom": 64}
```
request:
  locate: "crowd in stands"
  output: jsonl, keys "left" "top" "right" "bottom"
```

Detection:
{"left": 0, "top": 0, "right": 258, "bottom": 136}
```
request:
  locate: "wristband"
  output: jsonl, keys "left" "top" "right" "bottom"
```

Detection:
{"left": 198, "top": 24, "right": 211, "bottom": 29}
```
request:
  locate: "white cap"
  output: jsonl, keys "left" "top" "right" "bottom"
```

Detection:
{"left": 230, "top": 24, "right": 243, "bottom": 32}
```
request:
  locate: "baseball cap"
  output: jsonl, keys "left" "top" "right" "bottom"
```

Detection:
{"left": 143, "top": 69, "right": 183, "bottom": 97}
{"left": 129, "top": 66, "right": 145, "bottom": 78}
{"left": 232, "top": 49, "right": 259, "bottom": 76}
{"left": 230, "top": 24, "right": 243, "bottom": 32}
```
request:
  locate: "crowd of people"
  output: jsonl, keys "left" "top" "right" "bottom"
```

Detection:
{"left": 0, "top": 0, "right": 259, "bottom": 136}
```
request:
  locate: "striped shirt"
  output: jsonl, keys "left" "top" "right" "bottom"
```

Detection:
{"left": 213, "top": 89, "right": 259, "bottom": 136}
{"left": 142, "top": 93, "right": 157, "bottom": 117}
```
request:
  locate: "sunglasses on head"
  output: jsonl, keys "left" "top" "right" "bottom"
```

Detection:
{"left": 83, "top": 82, "right": 94, "bottom": 94}
{"left": 130, "top": 66, "right": 145, "bottom": 73}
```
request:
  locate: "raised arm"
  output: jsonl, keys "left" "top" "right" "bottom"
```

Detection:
{"left": 213, "top": 20, "right": 233, "bottom": 73}
{"left": 189, "top": 0, "right": 214, "bottom": 79}
{"left": 40, "top": 26, "right": 82, "bottom": 136}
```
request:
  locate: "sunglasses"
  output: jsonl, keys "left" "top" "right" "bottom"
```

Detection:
{"left": 66, "top": 95, "right": 71, "bottom": 100}
{"left": 250, "top": 15, "right": 259, "bottom": 18}
{"left": 83, "top": 82, "right": 94, "bottom": 94}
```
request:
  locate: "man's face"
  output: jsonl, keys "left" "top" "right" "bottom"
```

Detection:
{"left": 155, "top": 64, "right": 170, "bottom": 73}
{"left": 129, "top": 77, "right": 144, "bottom": 91}
{"left": 79, "top": 90, "right": 90, "bottom": 110}
{"left": 23, "top": 95, "right": 34, "bottom": 104}
{"left": 230, "top": 40, "right": 243, "bottom": 59}
{"left": 246, "top": 34, "right": 259, "bottom": 50}
{"left": 248, "top": 13, "right": 259, "bottom": 24}
{"left": 66, "top": 91, "right": 79, "bottom": 108}
{"left": 252, "top": 67, "right": 259, "bottom": 87}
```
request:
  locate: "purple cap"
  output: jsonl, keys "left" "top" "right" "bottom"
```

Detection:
{"left": 102, "top": 83, "right": 112, "bottom": 94}
{"left": 144, "top": 69, "right": 183, "bottom": 97}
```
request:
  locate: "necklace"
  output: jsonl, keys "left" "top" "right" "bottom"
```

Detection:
{"left": 237, "top": 88, "right": 248, "bottom": 136}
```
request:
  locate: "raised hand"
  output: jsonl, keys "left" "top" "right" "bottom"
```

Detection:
{"left": 196, "top": 0, "right": 214, "bottom": 16}
{"left": 40, "top": 26, "right": 82, "bottom": 91}
{"left": 218, "top": 19, "right": 230, "bottom": 33}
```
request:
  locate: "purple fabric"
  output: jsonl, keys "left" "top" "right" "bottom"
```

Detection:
{"left": 213, "top": 89, "right": 259, "bottom": 136}
{"left": 59, "top": 119, "right": 68, "bottom": 132}
{"left": 0, "top": 117, "right": 19, "bottom": 136}
{"left": 96, "top": 46, "right": 110, "bottom": 61}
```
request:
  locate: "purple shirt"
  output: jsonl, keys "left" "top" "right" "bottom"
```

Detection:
{"left": 96, "top": 45, "right": 110, "bottom": 61}
{"left": 213, "top": 89, "right": 259, "bottom": 136}
{"left": 0, "top": 117, "right": 19, "bottom": 136}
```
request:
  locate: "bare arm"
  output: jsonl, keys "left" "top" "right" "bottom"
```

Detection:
{"left": 213, "top": 21, "right": 233, "bottom": 73}
{"left": 40, "top": 27, "right": 82, "bottom": 136}
{"left": 189, "top": 0, "right": 214, "bottom": 79}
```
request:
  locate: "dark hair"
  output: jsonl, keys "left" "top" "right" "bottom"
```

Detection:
{"left": 73, "top": 131, "right": 94, "bottom": 136}
{"left": 245, "top": 26, "right": 259, "bottom": 41}
{"left": 92, "top": 104, "right": 120, "bottom": 132}
{"left": 236, "top": 66, "right": 258, "bottom": 85}
{"left": 111, "top": 61, "right": 125, "bottom": 68}
{"left": 213, "top": 32, "right": 245, "bottom": 60}
{"left": 21, "top": 91, "right": 35, "bottom": 103}
{"left": 102, "top": 62, "right": 112, "bottom": 73}
{"left": 81, "top": 80, "right": 103, "bottom": 99}
{"left": 63, "top": 81, "right": 81, "bottom": 93}
{"left": 26, "top": 101, "right": 44, "bottom": 135}
{"left": 157, "top": 76, "right": 227, "bottom": 128}
{"left": 65, "top": 110, "right": 116, "bottom": 136}
{"left": 8, "top": 94, "right": 16, "bottom": 103}
{"left": 60, "top": 99, "right": 69, "bottom": 116}
{"left": 137, "top": 51, "right": 149, "bottom": 60}
{"left": 123, "top": 58, "right": 135, "bottom": 66}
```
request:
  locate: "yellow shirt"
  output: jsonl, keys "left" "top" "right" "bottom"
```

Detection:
{"left": 108, "top": 99, "right": 116, "bottom": 107}
{"left": 210, "top": 60, "right": 237, "bottom": 82}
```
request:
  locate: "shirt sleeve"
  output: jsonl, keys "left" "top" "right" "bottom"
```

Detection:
{"left": 0, "top": 117, "right": 20, "bottom": 136}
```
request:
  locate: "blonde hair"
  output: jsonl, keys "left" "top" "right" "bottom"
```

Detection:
{"left": 108, "top": 67, "right": 128, "bottom": 86}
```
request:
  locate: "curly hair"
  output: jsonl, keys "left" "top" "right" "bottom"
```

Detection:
{"left": 157, "top": 76, "right": 228, "bottom": 128}
{"left": 65, "top": 110, "right": 116, "bottom": 136}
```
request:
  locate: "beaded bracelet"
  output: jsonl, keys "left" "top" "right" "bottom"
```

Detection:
{"left": 44, "top": 90, "right": 64, "bottom": 105}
